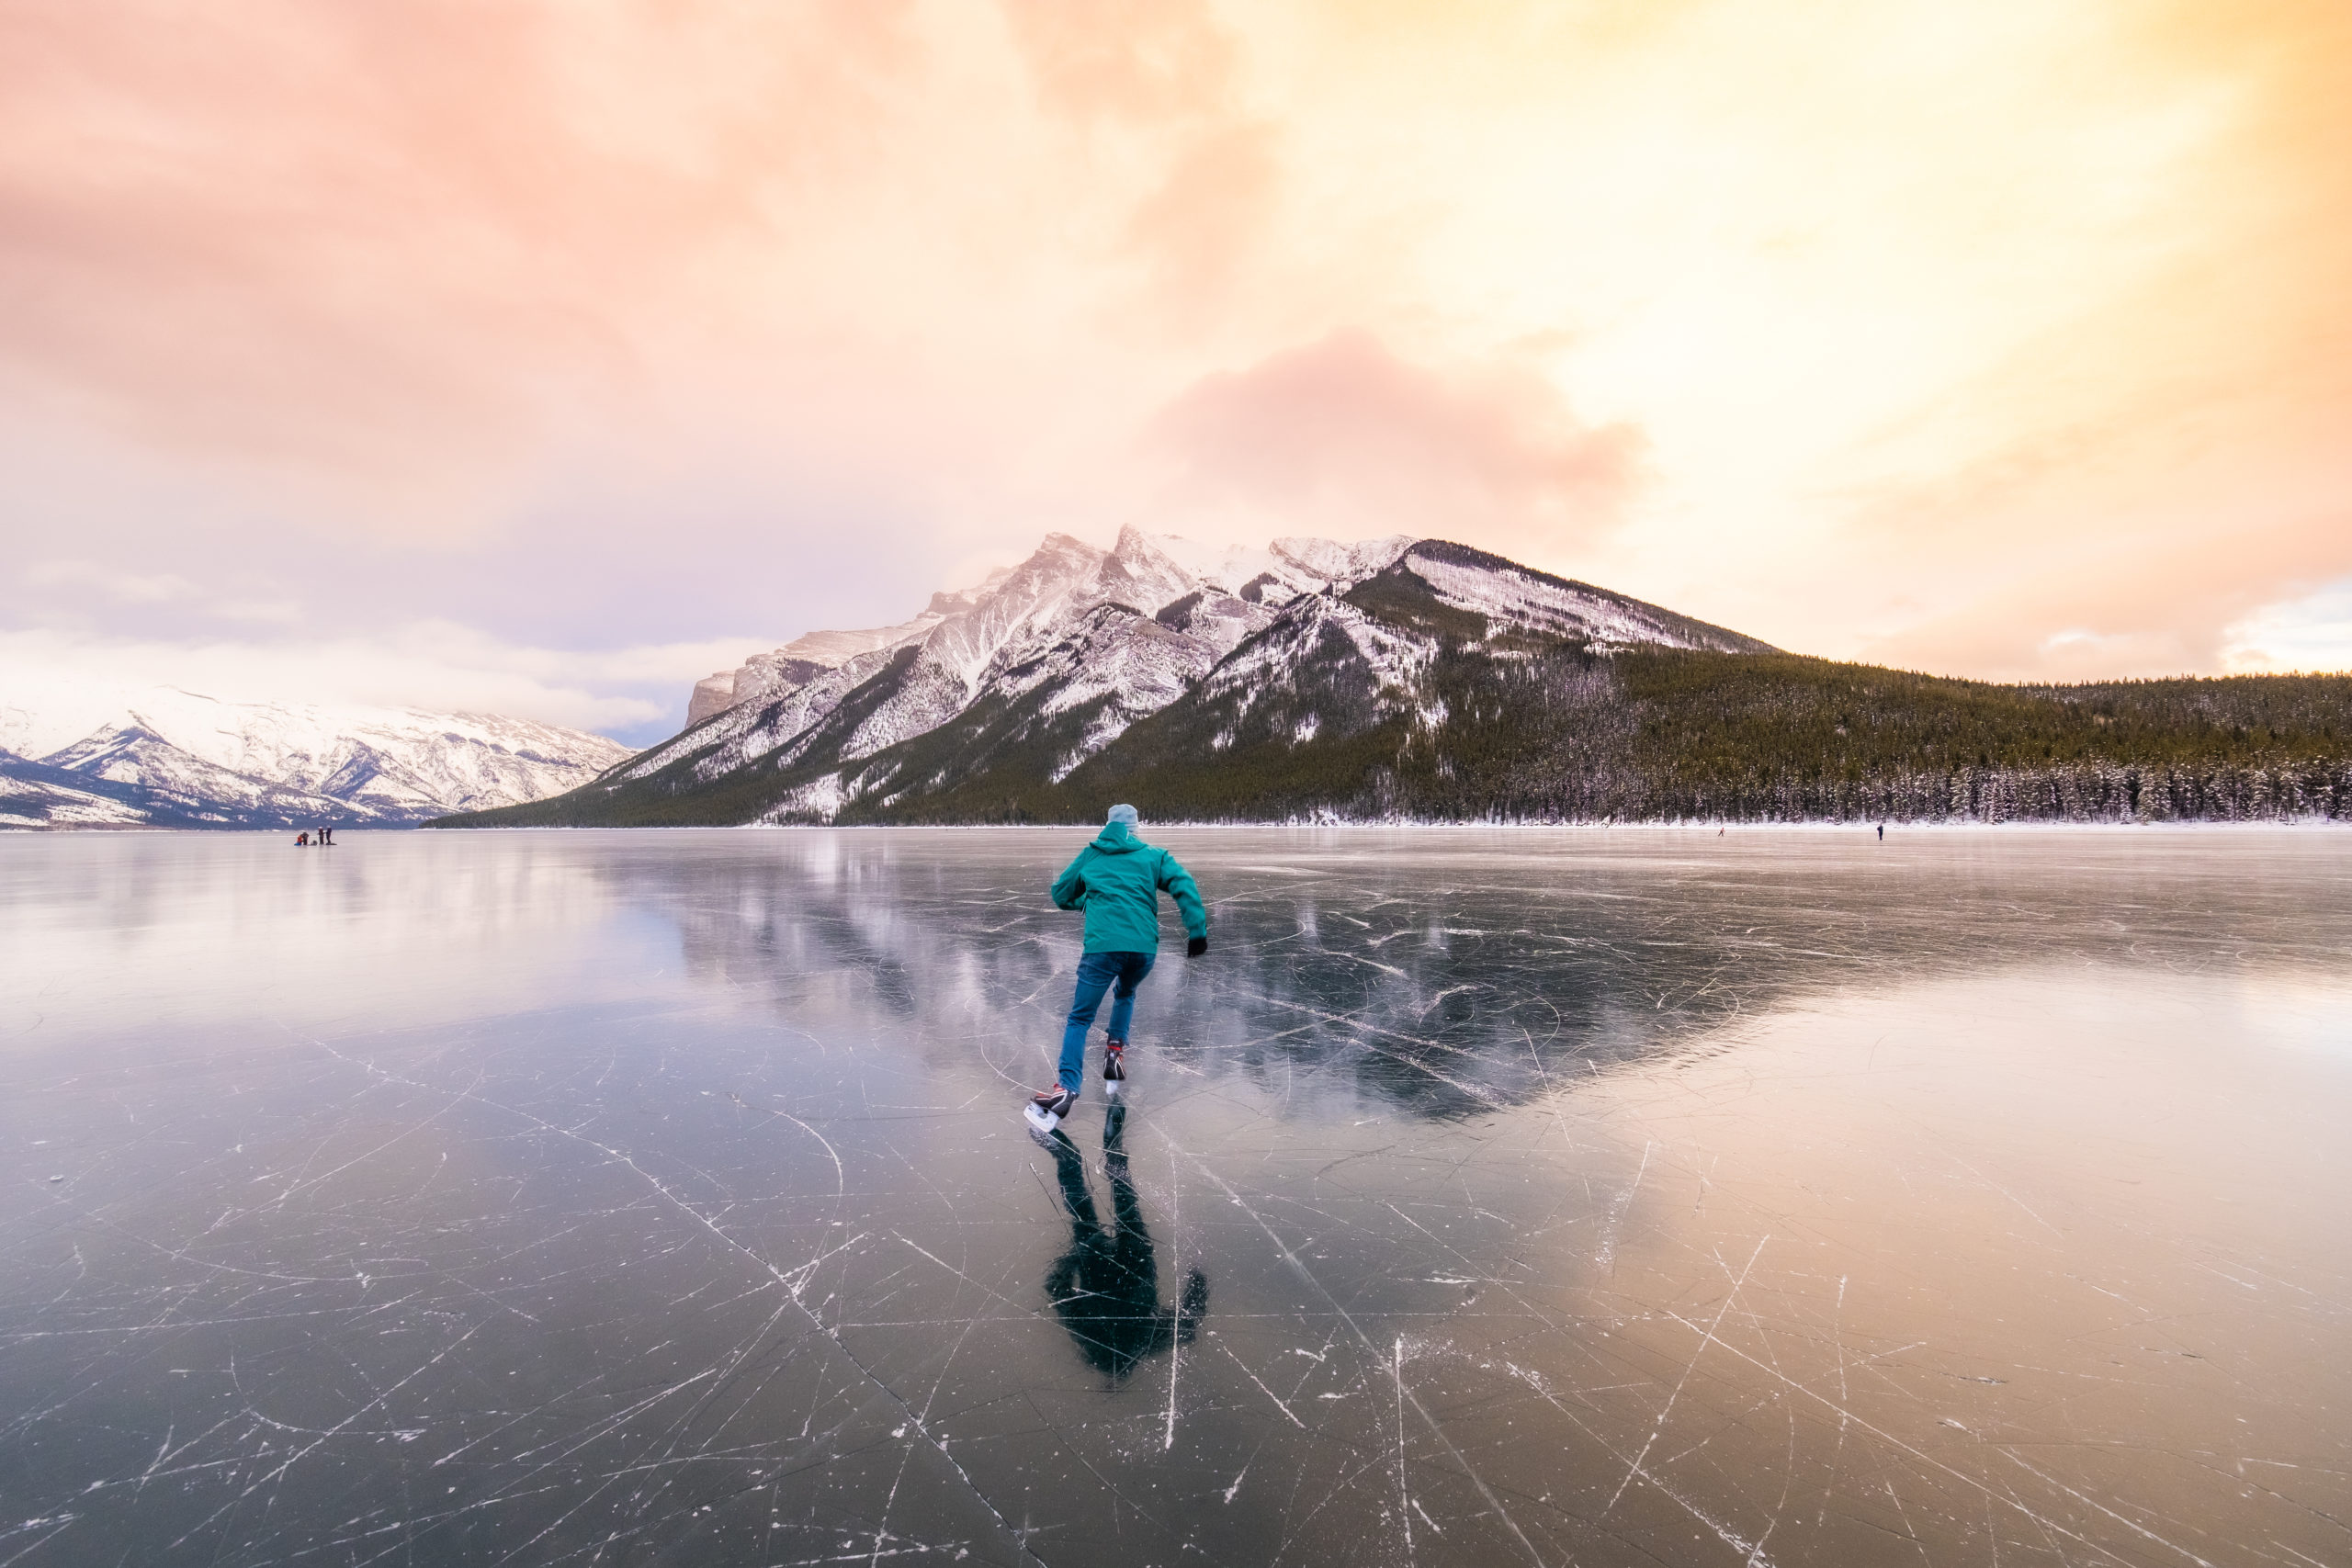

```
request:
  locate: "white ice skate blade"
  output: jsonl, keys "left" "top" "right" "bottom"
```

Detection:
{"left": 1102, "top": 1079, "right": 1123, "bottom": 1099}
{"left": 1023, "top": 1103, "right": 1062, "bottom": 1134}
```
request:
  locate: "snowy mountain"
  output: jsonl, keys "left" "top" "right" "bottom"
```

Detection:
{"left": 440, "top": 529, "right": 1771, "bottom": 828}
{"left": 624, "top": 528, "right": 1425, "bottom": 815}
{"left": 684, "top": 575, "right": 1012, "bottom": 726}
{"left": 0, "top": 689, "right": 634, "bottom": 829}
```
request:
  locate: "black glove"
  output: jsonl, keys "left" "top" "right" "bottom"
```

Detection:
{"left": 1186, "top": 935, "right": 1208, "bottom": 958}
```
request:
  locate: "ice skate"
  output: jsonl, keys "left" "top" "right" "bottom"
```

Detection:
{"left": 1102, "top": 1038, "right": 1127, "bottom": 1096}
{"left": 1025, "top": 1085, "right": 1078, "bottom": 1134}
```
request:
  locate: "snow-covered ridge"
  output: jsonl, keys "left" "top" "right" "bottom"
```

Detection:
{"left": 681, "top": 527, "right": 1414, "bottom": 736}
{"left": 0, "top": 688, "right": 633, "bottom": 829}
{"left": 684, "top": 569, "right": 1015, "bottom": 725}
{"left": 1400, "top": 545, "right": 1772, "bottom": 653}
{"left": 650, "top": 527, "right": 1419, "bottom": 795}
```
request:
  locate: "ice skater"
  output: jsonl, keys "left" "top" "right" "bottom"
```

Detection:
{"left": 1027, "top": 804, "right": 1208, "bottom": 1132}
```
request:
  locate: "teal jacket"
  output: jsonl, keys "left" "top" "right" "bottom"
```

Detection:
{"left": 1051, "top": 823, "right": 1208, "bottom": 953}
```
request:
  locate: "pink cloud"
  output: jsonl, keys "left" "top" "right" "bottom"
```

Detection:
{"left": 1148, "top": 330, "right": 1644, "bottom": 547}
{"left": 1121, "top": 122, "right": 1282, "bottom": 324}
{"left": 0, "top": 1, "right": 919, "bottom": 502}
{"left": 994, "top": 0, "right": 1235, "bottom": 125}
{"left": 2, "top": 0, "right": 2346, "bottom": 703}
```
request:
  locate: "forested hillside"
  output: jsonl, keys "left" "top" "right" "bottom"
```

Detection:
{"left": 865, "top": 645, "right": 2352, "bottom": 826}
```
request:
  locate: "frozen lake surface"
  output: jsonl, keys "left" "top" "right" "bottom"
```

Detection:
{"left": 4, "top": 827, "right": 2349, "bottom": 1567}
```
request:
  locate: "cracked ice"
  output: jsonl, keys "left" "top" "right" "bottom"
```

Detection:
{"left": 2, "top": 826, "right": 2348, "bottom": 1566}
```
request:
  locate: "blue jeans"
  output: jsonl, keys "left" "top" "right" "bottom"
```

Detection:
{"left": 1057, "top": 951, "right": 1155, "bottom": 1093}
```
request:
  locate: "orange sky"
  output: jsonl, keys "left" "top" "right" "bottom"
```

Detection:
{"left": 4, "top": 0, "right": 2348, "bottom": 739}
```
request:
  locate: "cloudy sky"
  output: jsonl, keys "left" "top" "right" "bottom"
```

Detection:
{"left": 5, "top": 0, "right": 2348, "bottom": 746}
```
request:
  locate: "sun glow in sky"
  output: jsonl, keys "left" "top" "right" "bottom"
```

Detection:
{"left": 4, "top": 0, "right": 2348, "bottom": 741}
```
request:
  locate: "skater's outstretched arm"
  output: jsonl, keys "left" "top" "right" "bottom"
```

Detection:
{"left": 1156, "top": 852, "right": 1208, "bottom": 950}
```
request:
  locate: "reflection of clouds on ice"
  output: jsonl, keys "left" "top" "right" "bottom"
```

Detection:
{"left": 1555, "top": 966, "right": 2352, "bottom": 1568}
{"left": 0, "top": 831, "right": 640, "bottom": 1041}
{"left": 2, "top": 827, "right": 2349, "bottom": 1567}
{"left": 2217, "top": 976, "right": 2352, "bottom": 1060}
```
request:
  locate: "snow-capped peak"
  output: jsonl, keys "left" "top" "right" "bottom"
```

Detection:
{"left": 4, "top": 687, "right": 634, "bottom": 829}
{"left": 99, "top": 688, "right": 613, "bottom": 786}
{"left": 1271, "top": 535, "right": 1418, "bottom": 586}
{"left": 687, "top": 528, "right": 1421, "bottom": 733}
{"left": 1113, "top": 529, "right": 1285, "bottom": 599}
{"left": 638, "top": 527, "right": 1428, "bottom": 803}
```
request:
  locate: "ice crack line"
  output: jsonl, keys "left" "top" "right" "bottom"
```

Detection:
{"left": 1605, "top": 1233, "right": 1769, "bottom": 1516}
{"left": 1187, "top": 1156, "right": 1549, "bottom": 1568}
{"left": 1657, "top": 1310, "right": 2218, "bottom": 1568}
{"left": 1503, "top": 1359, "right": 1776, "bottom": 1566}
{"left": 1394, "top": 1337, "right": 1414, "bottom": 1564}
{"left": 1165, "top": 1151, "right": 1184, "bottom": 1453}
{"left": 1206, "top": 982, "right": 1512, "bottom": 1109}
{"left": 306, "top": 1041, "right": 1045, "bottom": 1567}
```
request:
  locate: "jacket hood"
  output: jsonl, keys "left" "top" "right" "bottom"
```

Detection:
{"left": 1090, "top": 822, "right": 1142, "bottom": 853}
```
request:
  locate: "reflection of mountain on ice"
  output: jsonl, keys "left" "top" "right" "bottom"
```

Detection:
{"left": 0, "top": 687, "right": 633, "bottom": 829}
{"left": 604, "top": 829, "right": 1807, "bottom": 1120}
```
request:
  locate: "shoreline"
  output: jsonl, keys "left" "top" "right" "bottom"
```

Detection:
{"left": 18, "top": 817, "right": 2352, "bottom": 836}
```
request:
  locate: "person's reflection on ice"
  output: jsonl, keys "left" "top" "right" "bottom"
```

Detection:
{"left": 1040, "top": 1104, "right": 1206, "bottom": 1383}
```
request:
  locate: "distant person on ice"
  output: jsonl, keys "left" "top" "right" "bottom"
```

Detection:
{"left": 1028, "top": 805, "right": 1209, "bottom": 1132}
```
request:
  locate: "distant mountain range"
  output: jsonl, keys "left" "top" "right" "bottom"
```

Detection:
{"left": 436, "top": 527, "right": 2352, "bottom": 828}
{"left": 0, "top": 690, "right": 634, "bottom": 829}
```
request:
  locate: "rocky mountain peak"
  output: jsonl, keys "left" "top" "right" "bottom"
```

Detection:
{"left": 680, "top": 527, "right": 1423, "bottom": 742}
